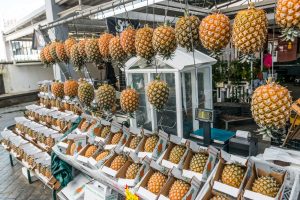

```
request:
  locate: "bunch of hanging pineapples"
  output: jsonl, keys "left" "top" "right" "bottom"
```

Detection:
{"left": 120, "top": 87, "right": 139, "bottom": 114}
{"left": 252, "top": 176, "right": 280, "bottom": 197}
{"left": 78, "top": 80, "right": 94, "bottom": 106}
{"left": 98, "top": 33, "right": 114, "bottom": 61}
{"left": 51, "top": 81, "right": 64, "bottom": 98}
{"left": 168, "top": 179, "right": 190, "bottom": 200}
{"left": 95, "top": 84, "right": 116, "bottom": 111}
{"left": 135, "top": 25, "right": 155, "bottom": 61}
{"left": 146, "top": 77, "right": 170, "bottom": 110}
{"left": 275, "top": 0, "right": 300, "bottom": 41}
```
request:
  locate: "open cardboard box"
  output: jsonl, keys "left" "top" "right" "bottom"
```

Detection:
{"left": 101, "top": 149, "right": 129, "bottom": 178}
{"left": 182, "top": 142, "right": 219, "bottom": 182}
{"left": 243, "top": 157, "right": 287, "bottom": 200}
{"left": 136, "top": 160, "right": 170, "bottom": 200}
{"left": 104, "top": 122, "right": 123, "bottom": 150}
{"left": 122, "top": 126, "right": 142, "bottom": 153}
{"left": 212, "top": 150, "right": 248, "bottom": 199}
{"left": 158, "top": 167, "right": 201, "bottom": 200}
{"left": 88, "top": 144, "right": 113, "bottom": 169}
{"left": 76, "top": 143, "right": 98, "bottom": 166}
{"left": 92, "top": 119, "right": 111, "bottom": 143}
{"left": 200, "top": 184, "right": 233, "bottom": 200}
{"left": 158, "top": 134, "right": 187, "bottom": 169}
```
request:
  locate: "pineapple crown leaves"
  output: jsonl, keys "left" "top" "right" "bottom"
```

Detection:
{"left": 255, "top": 125, "right": 283, "bottom": 139}
{"left": 279, "top": 28, "right": 300, "bottom": 42}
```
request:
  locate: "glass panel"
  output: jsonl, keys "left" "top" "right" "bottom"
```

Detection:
{"left": 182, "top": 72, "right": 193, "bottom": 138}
{"left": 155, "top": 73, "right": 177, "bottom": 135}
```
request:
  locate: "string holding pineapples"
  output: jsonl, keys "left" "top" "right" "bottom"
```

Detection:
{"left": 251, "top": 78, "right": 292, "bottom": 138}
{"left": 199, "top": 12, "right": 231, "bottom": 57}
{"left": 232, "top": 2, "right": 268, "bottom": 62}
{"left": 120, "top": 86, "right": 139, "bottom": 117}
{"left": 275, "top": 0, "right": 300, "bottom": 42}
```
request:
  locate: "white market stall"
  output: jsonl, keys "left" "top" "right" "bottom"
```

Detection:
{"left": 124, "top": 47, "right": 217, "bottom": 137}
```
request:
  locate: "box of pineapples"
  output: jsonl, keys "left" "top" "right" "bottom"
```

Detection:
{"left": 122, "top": 126, "right": 143, "bottom": 153}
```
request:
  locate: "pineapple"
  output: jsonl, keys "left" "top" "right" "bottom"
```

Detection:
{"left": 168, "top": 180, "right": 190, "bottom": 200}
{"left": 147, "top": 172, "right": 167, "bottom": 194}
{"left": 95, "top": 84, "right": 116, "bottom": 111}
{"left": 252, "top": 176, "right": 280, "bottom": 197}
{"left": 49, "top": 41, "right": 59, "bottom": 62}
{"left": 78, "top": 80, "right": 94, "bottom": 106}
{"left": 221, "top": 164, "right": 246, "bottom": 188}
{"left": 64, "top": 79, "right": 79, "bottom": 98}
{"left": 64, "top": 37, "right": 77, "bottom": 58}
{"left": 40, "top": 48, "right": 48, "bottom": 65}
{"left": 109, "top": 36, "right": 127, "bottom": 63}
{"left": 146, "top": 77, "right": 169, "bottom": 110}
{"left": 175, "top": 12, "right": 200, "bottom": 51}
{"left": 129, "top": 136, "right": 141, "bottom": 149}
{"left": 189, "top": 152, "right": 208, "bottom": 173}
{"left": 70, "top": 43, "right": 85, "bottom": 71}
{"left": 135, "top": 25, "right": 155, "bottom": 61}
{"left": 168, "top": 145, "right": 186, "bottom": 164}
{"left": 125, "top": 163, "right": 141, "bottom": 179}
{"left": 96, "top": 150, "right": 109, "bottom": 161}
{"left": 85, "top": 38, "right": 102, "bottom": 64}
{"left": 251, "top": 81, "right": 292, "bottom": 137}
{"left": 153, "top": 24, "right": 177, "bottom": 59}
{"left": 144, "top": 135, "right": 159, "bottom": 152}
{"left": 110, "top": 155, "right": 127, "bottom": 171}
{"left": 85, "top": 145, "right": 97, "bottom": 157}
{"left": 111, "top": 132, "right": 122, "bottom": 144}
{"left": 199, "top": 13, "right": 231, "bottom": 54}
{"left": 44, "top": 44, "right": 55, "bottom": 64}
{"left": 210, "top": 196, "right": 229, "bottom": 200}
{"left": 78, "top": 39, "right": 88, "bottom": 61}
{"left": 100, "top": 126, "right": 111, "bottom": 138}
{"left": 232, "top": 3, "right": 268, "bottom": 57}
{"left": 275, "top": 0, "right": 300, "bottom": 41}
{"left": 98, "top": 33, "right": 114, "bottom": 61}
{"left": 56, "top": 42, "right": 68, "bottom": 63}
{"left": 120, "top": 26, "right": 136, "bottom": 56}
{"left": 120, "top": 87, "right": 139, "bottom": 114}
{"left": 51, "top": 81, "right": 64, "bottom": 98}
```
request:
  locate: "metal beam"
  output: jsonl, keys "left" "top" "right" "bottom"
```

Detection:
{"left": 116, "top": 11, "right": 178, "bottom": 23}
{"left": 156, "top": 1, "right": 210, "bottom": 15}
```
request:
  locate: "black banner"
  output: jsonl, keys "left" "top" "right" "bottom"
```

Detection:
{"left": 106, "top": 17, "right": 140, "bottom": 34}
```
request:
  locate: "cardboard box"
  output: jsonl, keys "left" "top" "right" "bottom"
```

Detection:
{"left": 92, "top": 119, "right": 111, "bottom": 143}
{"left": 76, "top": 144, "right": 99, "bottom": 166}
{"left": 182, "top": 142, "right": 219, "bottom": 182}
{"left": 102, "top": 149, "right": 129, "bottom": 177}
{"left": 122, "top": 126, "right": 142, "bottom": 153}
{"left": 200, "top": 184, "right": 232, "bottom": 200}
{"left": 104, "top": 121, "right": 123, "bottom": 150}
{"left": 87, "top": 145, "right": 113, "bottom": 169}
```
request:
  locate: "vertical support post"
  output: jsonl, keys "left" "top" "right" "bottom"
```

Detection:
{"left": 27, "top": 169, "right": 32, "bottom": 184}
{"left": 175, "top": 72, "right": 183, "bottom": 138}
{"left": 203, "top": 122, "right": 211, "bottom": 146}
{"left": 250, "top": 60, "right": 253, "bottom": 93}
{"left": 9, "top": 154, "right": 14, "bottom": 166}
{"left": 191, "top": 69, "right": 199, "bottom": 131}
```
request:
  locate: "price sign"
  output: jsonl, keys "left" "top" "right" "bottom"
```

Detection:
{"left": 195, "top": 108, "right": 214, "bottom": 123}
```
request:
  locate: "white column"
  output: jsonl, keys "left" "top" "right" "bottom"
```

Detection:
{"left": 191, "top": 69, "right": 199, "bottom": 131}
{"left": 175, "top": 72, "right": 183, "bottom": 137}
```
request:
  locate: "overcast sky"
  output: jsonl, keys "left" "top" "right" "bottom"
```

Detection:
{"left": 0, "top": 0, "right": 45, "bottom": 21}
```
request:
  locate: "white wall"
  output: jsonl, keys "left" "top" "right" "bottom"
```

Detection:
{"left": 1, "top": 63, "right": 54, "bottom": 93}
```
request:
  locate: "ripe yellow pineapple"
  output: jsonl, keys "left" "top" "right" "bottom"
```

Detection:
{"left": 96, "top": 84, "right": 116, "bottom": 110}
{"left": 40, "top": 48, "right": 48, "bottom": 65}
{"left": 96, "top": 150, "right": 109, "bottom": 161}
{"left": 175, "top": 12, "right": 200, "bottom": 51}
{"left": 111, "top": 132, "right": 123, "bottom": 144}
{"left": 275, "top": 0, "right": 300, "bottom": 41}
{"left": 70, "top": 43, "right": 85, "bottom": 71}
{"left": 100, "top": 126, "right": 111, "bottom": 138}
{"left": 144, "top": 135, "right": 159, "bottom": 152}
{"left": 110, "top": 155, "right": 127, "bottom": 171}
{"left": 252, "top": 176, "right": 280, "bottom": 197}
{"left": 221, "top": 164, "right": 246, "bottom": 188}
{"left": 51, "top": 81, "right": 64, "bottom": 98}
{"left": 129, "top": 136, "right": 141, "bottom": 149}
{"left": 153, "top": 24, "right": 177, "bottom": 59}
{"left": 232, "top": 3, "right": 268, "bottom": 56}
{"left": 168, "top": 145, "right": 186, "bottom": 164}
{"left": 78, "top": 39, "right": 88, "bottom": 61}
{"left": 109, "top": 36, "right": 127, "bottom": 63}
{"left": 147, "top": 172, "right": 167, "bottom": 194}
{"left": 64, "top": 37, "right": 77, "bottom": 58}
{"left": 56, "top": 42, "right": 68, "bottom": 63}
{"left": 44, "top": 44, "right": 55, "bottom": 64}
{"left": 85, "top": 145, "right": 97, "bottom": 157}
{"left": 85, "top": 38, "right": 102, "bottom": 64}
{"left": 189, "top": 152, "right": 208, "bottom": 173}
{"left": 125, "top": 163, "right": 141, "bottom": 179}
{"left": 49, "top": 41, "right": 59, "bottom": 62}
{"left": 98, "top": 33, "right": 114, "bottom": 61}
{"left": 120, "top": 26, "right": 136, "bottom": 56}
{"left": 168, "top": 180, "right": 190, "bottom": 200}
{"left": 210, "top": 196, "right": 229, "bottom": 200}
{"left": 251, "top": 81, "right": 292, "bottom": 137}
{"left": 146, "top": 77, "right": 169, "bottom": 110}
{"left": 64, "top": 79, "right": 79, "bottom": 98}
{"left": 135, "top": 25, "right": 155, "bottom": 61}
{"left": 120, "top": 87, "right": 139, "bottom": 114}
{"left": 78, "top": 80, "right": 94, "bottom": 106}
{"left": 199, "top": 13, "right": 230, "bottom": 54}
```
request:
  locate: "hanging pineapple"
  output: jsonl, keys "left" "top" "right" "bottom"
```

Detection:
{"left": 51, "top": 81, "right": 64, "bottom": 98}
{"left": 98, "top": 33, "right": 114, "bottom": 61}
{"left": 175, "top": 11, "right": 200, "bottom": 51}
{"left": 199, "top": 13, "right": 231, "bottom": 55}
{"left": 64, "top": 79, "right": 79, "bottom": 98}
{"left": 120, "top": 87, "right": 139, "bottom": 114}
{"left": 153, "top": 24, "right": 177, "bottom": 59}
{"left": 40, "top": 48, "right": 49, "bottom": 65}
{"left": 232, "top": 2, "right": 268, "bottom": 60}
{"left": 78, "top": 80, "right": 94, "bottom": 107}
{"left": 56, "top": 41, "right": 69, "bottom": 63}
{"left": 85, "top": 38, "right": 102, "bottom": 64}
{"left": 120, "top": 26, "right": 136, "bottom": 56}
{"left": 49, "top": 41, "right": 59, "bottom": 63}
{"left": 64, "top": 37, "right": 77, "bottom": 59}
{"left": 109, "top": 36, "right": 127, "bottom": 64}
{"left": 251, "top": 80, "right": 292, "bottom": 138}
{"left": 135, "top": 25, "right": 155, "bottom": 61}
{"left": 275, "top": 0, "right": 300, "bottom": 41}
{"left": 70, "top": 43, "right": 85, "bottom": 71}
{"left": 78, "top": 39, "right": 88, "bottom": 62}
{"left": 146, "top": 77, "right": 169, "bottom": 110}
{"left": 96, "top": 84, "right": 116, "bottom": 111}
{"left": 44, "top": 44, "right": 55, "bottom": 64}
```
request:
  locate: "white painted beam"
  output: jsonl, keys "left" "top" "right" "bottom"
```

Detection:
{"left": 116, "top": 11, "right": 178, "bottom": 23}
